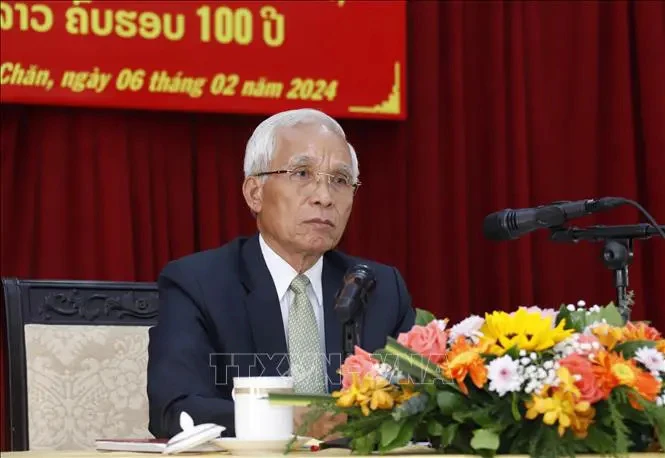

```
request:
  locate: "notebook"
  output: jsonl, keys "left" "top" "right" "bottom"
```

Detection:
{"left": 95, "top": 438, "right": 224, "bottom": 453}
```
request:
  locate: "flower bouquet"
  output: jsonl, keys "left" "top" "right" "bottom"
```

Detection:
{"left": 269, "top": 302, "right": 665, "bottom": 457}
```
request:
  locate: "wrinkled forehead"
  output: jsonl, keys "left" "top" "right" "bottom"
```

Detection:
{"left": 273, "top": 123, "right": 352, "bottom": 170}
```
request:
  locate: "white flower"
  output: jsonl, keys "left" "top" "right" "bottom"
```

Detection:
{"left": 635, "top": 347, "right": 665, "bottom": 374}
{"left": 487, "top": 355, "right": 522, "bottom": 397}
{"left": 374, "top": 363, "right": 405, "bottom": 384}
{"left": 448, "top": 315, "right": 484, "bottom": 344}
{"left": 657, "top": 393, "right": 665, "bottom": 407}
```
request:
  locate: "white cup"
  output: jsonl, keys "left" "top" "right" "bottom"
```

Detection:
{"left": 232, "top": 376, "right": 294, "bottom": 440}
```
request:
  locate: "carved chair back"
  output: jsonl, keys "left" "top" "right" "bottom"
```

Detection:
{"left": 2, "top": 278, "right": 159, "bottom": 451}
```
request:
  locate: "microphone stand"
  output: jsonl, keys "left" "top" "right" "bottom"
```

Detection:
{"left": 550, "top": 224, "right": 664, "bottom": 323}
{"left": 335, "top": 282, "right": 375, "bottom": 362}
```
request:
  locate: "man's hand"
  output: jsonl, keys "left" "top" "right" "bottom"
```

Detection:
{"left": 293, "top": 406, "right": 347, "bottom": 440}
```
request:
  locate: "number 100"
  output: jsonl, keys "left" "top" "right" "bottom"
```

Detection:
{"left": 197, "top": 5, "right": 252, "bottom": 45}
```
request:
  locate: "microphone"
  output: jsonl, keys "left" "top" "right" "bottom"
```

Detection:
{"left": 483, "top": 197, "right": 625, "bottom": 241}
{"left": 334, "top": 264, "right": 376, "bottom": 323}
{"left": 334, "top": 264, "right": 376, "bottom": 362}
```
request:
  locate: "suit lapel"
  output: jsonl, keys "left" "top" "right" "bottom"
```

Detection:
{"left": 322, "top": 252, "right": 347, "bottom": 392}
{"left": 239, "top": 234, "right": 289, "bottom": 377}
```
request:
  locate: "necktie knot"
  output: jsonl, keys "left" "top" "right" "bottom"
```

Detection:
{"left": 289, "top": 274, "right": 310, "bottom": 295}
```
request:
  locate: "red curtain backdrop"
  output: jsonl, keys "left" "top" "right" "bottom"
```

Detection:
{"left": 2, "top": 1, "right": 664, "bottom": 449}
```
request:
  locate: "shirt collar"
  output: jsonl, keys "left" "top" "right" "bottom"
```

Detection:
{"left": 258, "top": 233, "right": 323, "bottom": 305}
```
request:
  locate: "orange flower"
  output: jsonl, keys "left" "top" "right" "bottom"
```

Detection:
{"left": 591, "top": 350, "right": 661, "bottom": 407}
{"left": 622, "top": 322, "right": 662, "bottom": 342}
{"left": 631, "top": 371, "right": 662, "bottom": 408}
{"left": 591, "top": 351, "right": 637, "bottom": 397}
{"left": 441, "top": 336, "right": 488, "bottom": 395}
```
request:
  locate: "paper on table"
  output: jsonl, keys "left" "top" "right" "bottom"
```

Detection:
{"left": 96, "top": 412, "right": 227, "bottom": 454}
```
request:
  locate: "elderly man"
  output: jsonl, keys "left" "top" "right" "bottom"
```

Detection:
{"left": 147, "top": 108, "right": 415, "bottom": 438}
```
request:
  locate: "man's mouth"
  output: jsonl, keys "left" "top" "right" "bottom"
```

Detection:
{"left": 304, "top": 218, "right": 335, "bottom": 227}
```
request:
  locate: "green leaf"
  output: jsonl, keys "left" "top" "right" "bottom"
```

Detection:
{"left": 426, "top": 419, "right": 444, "bottom": 437}
{"left": 614, "top": 339, "right": 656, "bottom": 358}
{"left": 372, "top": 350, "right": 429, "bottom": 384}
{"left": 453, "top": 406, "right": 495, "bottom": 428}
{"left": 555, "top": 304, "right": 584, "bottom": 332}
{"left": 379, "top": 418, "right": 403, "bottom": 448}
{"left": 440, "top": 423, "right": 458, "bottom": 448}
{"left": 415, "top": 308, "right": 437, "bottom": 326}
{"left": 351, "top": 431, "right": 377, "bottom": 455}
{"left": 556, "top": 301, "right": 625, "bottom": 332}
{"left": 631, "top": 391, "right": 665, "bottom": 451}
{"left": 598, "top": 302, "right": 625, "bottom": 326}
{"left": 608, "top": 390, "right": 633, "bottom": 453}
{"left": 268, "top": 392, "right": 333, "bottom": 407}
{"left": 381, "top": 337, "right": 443, "bottom": 381}
{"left": 391, "top": 393, "right": 430, "bottom": 422}
{"left": 388, "top": 418, "right": 418, "bottom": 451}
{"left": 470, "top": 428, "right": 500, "bottom": 451}
{"left": 511, "top": 392, "right": 521, "bottom": 421}
{"left": 437, "top": 390, "right": 466, "bottom": 415}
{"left": 584, "top": 424, "right": 616, "bottom": 454}
{"left": 332, "top": 411, "right": 389, "bottom": 437}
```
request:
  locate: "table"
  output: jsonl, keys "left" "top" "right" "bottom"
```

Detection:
{"left": 3, "top": 451, "right": 664, "bottom": 458}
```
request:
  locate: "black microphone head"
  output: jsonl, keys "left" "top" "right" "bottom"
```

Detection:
{"left": 334, "top": 264, "right": 376, "bottom": 323}
{"left": 345, "top": 264, "right": 375, "bottom": 283}
{"left": 483, "top": 210, "right": 515, "bottom": 241}
{"left": 483, "top": 207, "right": 558, "bottom": 241}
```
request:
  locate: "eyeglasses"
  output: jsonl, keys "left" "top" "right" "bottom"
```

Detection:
{"left": 254, "top": 166, "right": 361, "bottom": 195}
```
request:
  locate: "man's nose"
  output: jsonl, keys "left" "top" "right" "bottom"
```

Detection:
{"left": 311, "top": 175, "right": 333, "bottom": 207}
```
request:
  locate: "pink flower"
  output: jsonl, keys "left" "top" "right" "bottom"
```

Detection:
{"left": 397, "top": 320, "right": 449, "bottom": 364}
{"left": 339, "top": 346, "right": 378, "bottom": 389}
{"left": 559, "top": 354, "right": 605, "bottom": 403}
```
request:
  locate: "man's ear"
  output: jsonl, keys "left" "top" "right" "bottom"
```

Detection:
{"left": 242, "top": 176, "right": 263, "bottom": 214}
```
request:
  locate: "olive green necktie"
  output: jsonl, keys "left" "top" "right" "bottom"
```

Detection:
{"left": 288, "top": 275, "right": 327, "bottom": 393}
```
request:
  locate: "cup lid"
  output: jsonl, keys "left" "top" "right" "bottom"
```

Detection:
{"left": 233, "top": 376, "right": 294, "bottom": 389}
{"left": 163, "top": 411, "right": 225, "bottom": 455}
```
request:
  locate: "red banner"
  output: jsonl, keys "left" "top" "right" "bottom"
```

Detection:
{"left": 0, "top": 1, "right": 406, "bottom": 120}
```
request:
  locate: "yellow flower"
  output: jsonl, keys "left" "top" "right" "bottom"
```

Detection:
{"left": 525, "top": 388, "right": 595, "bottom": 437}
{"left": 395, "top": 381, "right": 417, "bottom": 404}
{"left": 656, "top": 339, "right": 665, "bottom": 354}
{"left": 590, "top": 323, "right": 623, "bottom": 350}
{"left": 611, "top": 361, "right": 637, "bottom": 385}
{"left": 332, "top": 373, "right": 396, "bottom": 416}
{"left": 332, "top": 372, "right": 369, "bottom": 409}
{"left": 556, "top": 366, "right": 581, "bottom": 398}
{"left": 480, "top": 309, "right": 574, "bottom": 356}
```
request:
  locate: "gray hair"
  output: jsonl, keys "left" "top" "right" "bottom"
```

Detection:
{"left": 243, "top": 108, "right": 359, "bottom": 181}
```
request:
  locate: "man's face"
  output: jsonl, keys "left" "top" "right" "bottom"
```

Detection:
{"left": 247, "top": 123, "right": 355, "bottom": 258}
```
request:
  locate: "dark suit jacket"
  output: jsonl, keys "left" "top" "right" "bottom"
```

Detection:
{"left": 147, "top": 234, "right": 415, "bottom": 438}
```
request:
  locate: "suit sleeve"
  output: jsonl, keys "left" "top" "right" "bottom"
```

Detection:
{"left": 147, "top": 261, "right": 234, "bottom": 438}
{"left": 391, "top": 267, "right": 416, "bottom": 335}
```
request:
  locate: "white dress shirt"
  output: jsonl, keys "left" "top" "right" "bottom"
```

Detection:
{"left": 258, "top": 234, "right": 327, "bottom": 355}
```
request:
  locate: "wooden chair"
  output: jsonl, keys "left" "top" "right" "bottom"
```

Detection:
{"left": 2, "top": 278, "right": 159, "bottom": 451}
